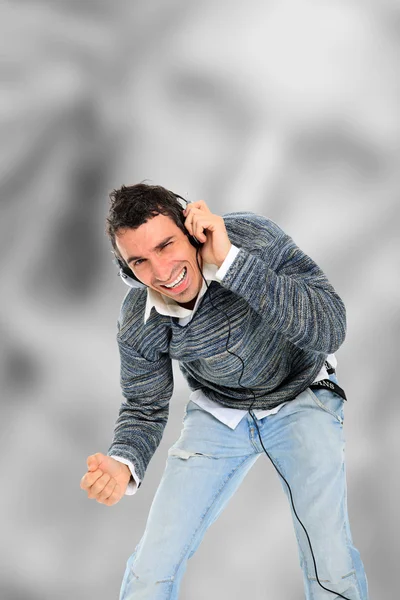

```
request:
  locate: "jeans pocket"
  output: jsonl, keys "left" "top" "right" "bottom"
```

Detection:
{"left": 308, "top": 385, "right": 345, "bottom": 425}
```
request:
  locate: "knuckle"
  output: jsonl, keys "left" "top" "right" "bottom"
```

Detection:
{"left": 86, "top": 471, "right": 100, "bottom": 488}
{"left": 97, "top": 489, "right": 117, "bottom": 505}
{"left": 109, "top": 492, "right": 120, "bottom": 506}
{"left": 91, "top": 478, "right": 107, "bottom": 496}
{"left": 99, "top": 474, "right": 112, "bottom": 491}
{"left": 98, "top": 480, "right": 116, "bottom": 501}
{"left": 106, "top": 490, "right": 119, "bottom": 505}
{"left": 107, "top": 478, "right": 117, "bottom": 491}
{"left": 88, "top": 468, "right": 102, "bottom": 484}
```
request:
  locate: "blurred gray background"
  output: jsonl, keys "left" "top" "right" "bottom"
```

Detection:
{"left": 1, "top": 1, "right": 399, "bottom": 598}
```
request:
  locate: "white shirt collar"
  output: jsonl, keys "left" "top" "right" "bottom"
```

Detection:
{"left": 144, "top": 262, "right": 219, "bottom": 323}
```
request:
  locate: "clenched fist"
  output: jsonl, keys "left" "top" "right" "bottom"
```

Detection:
{"left": 80, "top": 453, "right": 131, "bottom": 506}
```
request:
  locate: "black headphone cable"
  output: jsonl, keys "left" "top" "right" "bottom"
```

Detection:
{"left": 194, "top": 246, "right": 352, "bottom": 600}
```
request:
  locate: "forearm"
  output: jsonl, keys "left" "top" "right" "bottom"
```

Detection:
{"left": 108, "top": 339, "right": 174, "bottom": 484}
{"left": 107, "top": 400, "right": 170, "bottom": 483}
{"left": 217, "top": 235, "right": 346, "bottom": 354}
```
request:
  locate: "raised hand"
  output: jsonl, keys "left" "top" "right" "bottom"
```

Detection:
{"left": 183, "top": 200, "right": 232, "bottom": 268}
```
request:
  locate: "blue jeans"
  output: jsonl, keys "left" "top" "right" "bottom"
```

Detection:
{"left": 120, "top": 373, "right": 369, "bottom": 599}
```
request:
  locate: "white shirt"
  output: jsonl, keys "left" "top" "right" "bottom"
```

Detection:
{"left": 112, "top": 245, "right": 336, "bottom": 494}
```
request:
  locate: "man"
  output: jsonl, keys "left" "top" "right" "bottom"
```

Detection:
{"left": 80, "top": 183, "right": 369, "bottom": 599}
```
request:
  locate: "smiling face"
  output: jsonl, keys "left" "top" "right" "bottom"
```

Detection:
{"left": 115, "top": 213, "right": 204, "bottom": 309}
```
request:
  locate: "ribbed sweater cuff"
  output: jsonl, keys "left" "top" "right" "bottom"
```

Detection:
{"left": 219, "top": 247, "right": 266, "bottom": 294}
{"left": 107, "top": 445, "right": 144, "bottom": 489}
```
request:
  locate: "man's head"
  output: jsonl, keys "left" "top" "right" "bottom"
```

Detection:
{"left": 106, "top": 183, "right": 204, "bottom": 308}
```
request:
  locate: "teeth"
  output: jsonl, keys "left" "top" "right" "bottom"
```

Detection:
{"left": 164, "top": 267, "right": 186, "bottom": 288}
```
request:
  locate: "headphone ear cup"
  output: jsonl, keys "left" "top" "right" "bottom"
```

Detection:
{"left": 114, "top": 256, "right": 146, "bottom": 287}
{"left": 115, "top": 257, "right": 134, "bottom": 280}
{"left": 173, "top": 195, "right": 203, "bottom": 249}
{"left": 188, "top": 234, "right": 202, "bottom": 249}
{"left": 121, "top": 264, "right": 138, "bottom": 280}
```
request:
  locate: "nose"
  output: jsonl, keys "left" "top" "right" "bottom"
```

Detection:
{"left": 150, "top": 256, "right": 174, "bottom": 284}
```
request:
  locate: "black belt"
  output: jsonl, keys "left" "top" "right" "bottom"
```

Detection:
{"left": 309, "top": 360, "right": 347, "bottom": 401}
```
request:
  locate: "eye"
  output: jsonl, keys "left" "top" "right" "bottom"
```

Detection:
{"left": 160, "top": 241, "right": 173, "bottom": 253}
{"left": 133, "top": 242, "right": 173, "bottom": 267}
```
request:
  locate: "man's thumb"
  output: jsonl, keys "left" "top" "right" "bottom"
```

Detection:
{"left": 87, "top": 452, "right": 104, "bottom": 472}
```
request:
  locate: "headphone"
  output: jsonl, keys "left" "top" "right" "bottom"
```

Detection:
{"left": 113, "top": 191, "right": 351, "bottom": 600}
{"left": 114, "top": 193, "right": 202, "bottom": 290}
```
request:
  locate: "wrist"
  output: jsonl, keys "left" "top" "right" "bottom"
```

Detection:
{"left": 120, "top": 463, "right": 132, "bottom": 481}
{"left": 216, "top": 242, "right": 232, "bottom": 268}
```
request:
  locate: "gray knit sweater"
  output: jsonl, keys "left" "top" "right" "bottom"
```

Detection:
{"left": 107, "top": 212, "right": 346, "bottom": 484}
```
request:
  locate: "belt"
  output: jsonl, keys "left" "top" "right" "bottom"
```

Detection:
{"left": 308, "top": 360, "right": 347, "bottom": 401}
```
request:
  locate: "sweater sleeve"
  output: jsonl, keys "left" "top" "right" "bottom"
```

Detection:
{"left": 107, "top": 338, "right": 174, "bottom": 487}
{"left": 218, "top": 226, "right": 346, "bottom": 354}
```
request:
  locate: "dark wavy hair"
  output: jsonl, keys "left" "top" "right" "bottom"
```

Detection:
{"left": 105, "top": 183, "right": 187, "bottom": 256}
